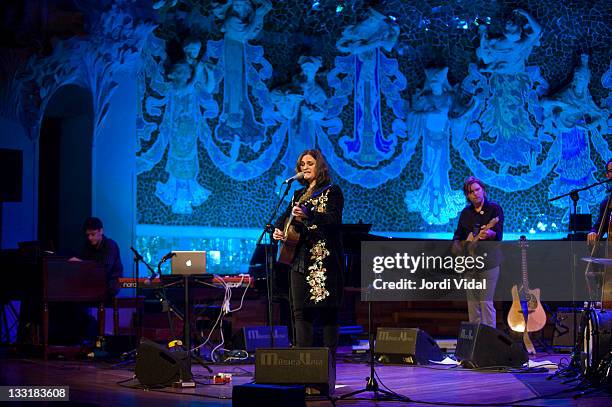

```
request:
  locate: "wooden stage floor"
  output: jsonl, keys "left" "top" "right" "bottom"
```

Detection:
{"left": 0, "top": 350, "right": 610, "bottom": 406}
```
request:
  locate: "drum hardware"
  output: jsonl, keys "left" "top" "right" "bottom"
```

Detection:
{"left": 577, "top": 307, "right": 612, "bottom": 384}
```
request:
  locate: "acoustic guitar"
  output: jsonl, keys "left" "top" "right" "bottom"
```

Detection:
{"left": 507, "top": 236, "right": 546, "bottom": 354}
{"left": 277, "top": 210, "right": 300, "bottom": 266}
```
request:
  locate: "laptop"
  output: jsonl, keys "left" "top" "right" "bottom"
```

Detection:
{"left": 171, "top": 251, "right": 207, "bottom": 275}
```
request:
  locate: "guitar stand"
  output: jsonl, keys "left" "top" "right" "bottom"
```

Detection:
{"left": 526, "top": 328, "right": 547, "bottom": 354}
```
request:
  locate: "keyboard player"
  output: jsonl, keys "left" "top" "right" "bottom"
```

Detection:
{"left": 69, "top": 217, "right": 123, "bottom": 300}
{"left": 41, "top": 216, "right": 124, "bottom": 347}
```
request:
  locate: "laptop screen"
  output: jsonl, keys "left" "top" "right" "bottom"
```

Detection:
{"left": 170, "top": 251, "right": 207, "bottom": 275}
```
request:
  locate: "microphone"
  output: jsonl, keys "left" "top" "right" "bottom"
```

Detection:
{"left": 160, "top": 251, "right": 176, "bottom": 263}
{"left": 283, "top": 172, "right": 304, "bottom": 184}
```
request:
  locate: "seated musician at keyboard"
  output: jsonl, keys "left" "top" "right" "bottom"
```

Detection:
{"left": 40, "top": 217, "right": 124, "bottom": 347}
{"left": 69, "top": 217, "right": 123, "bottom": 300}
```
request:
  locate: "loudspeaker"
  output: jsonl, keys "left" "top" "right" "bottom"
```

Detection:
{"left": 552, "top": 307, "right": 582, "bottom": 349}
{"left": 255, "top": 347, "right": 334, "bottom": 395}
{"left": 240, "top": 326, "right": 290, "bottom": 352}
{"left": 455, "top": 322, "right": 528, "bottom": 367}
{"left": 233, "top": 383, "right": 306, "bottom": 407}
{"left": 552, "top": 308, "right": 582, "bottom": 347}
{"left": 135, "top": 338, "right": 192, "bottom": 387}
{"left": 374, "top": 327, "right": 444, "bottom": 364}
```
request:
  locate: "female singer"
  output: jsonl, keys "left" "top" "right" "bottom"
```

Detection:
{"left": 273, "top": 149, "right": 344, "bottom": 359}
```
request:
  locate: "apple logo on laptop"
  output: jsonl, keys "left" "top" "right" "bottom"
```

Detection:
{"left": 186, "top": 260, "right": 192, "bottom": 267}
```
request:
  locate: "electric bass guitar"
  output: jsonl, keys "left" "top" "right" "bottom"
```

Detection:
{"left": 507, "top": 236, "right": 546, "bottom": 354}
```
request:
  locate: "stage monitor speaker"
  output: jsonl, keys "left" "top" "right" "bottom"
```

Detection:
{"left": 552, "top": 307, "right": 582, "bottom": 349}
{"left": 233, "top": 383, "right": 306, "bottom": 407}
{"left": 135, "top": 338, "right": 192, "bottom": 387}
{"left": 240, "top": 325, "right": 290, "bottom": 352}
{"left": 374, "top": 327, "right": 444, "bottom": 364}
{"left": 455, "top": 322, "right": 528, "bottom": 368}
{"left": 255, "top": 347, "right": 334, "bottom": 395}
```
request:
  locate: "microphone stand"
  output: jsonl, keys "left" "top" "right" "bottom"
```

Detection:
{"left": 113, "top": 247, "right": 157, "bottom": 365}
{"left": 338, "top": 285, "right": 407, "bottom": 402}
{"left": 549, "top": 178, "right": 612, "bottom": 204}
{"left": 154, "top": 255, "right": 182, "bottom": 343}
{"left": 257, "top": 180, "right": 295, "bottom": 348}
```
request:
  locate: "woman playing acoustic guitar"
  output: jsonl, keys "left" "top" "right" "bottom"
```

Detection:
{"left": 273, "top": 149, "right": 344, "bottom": 365}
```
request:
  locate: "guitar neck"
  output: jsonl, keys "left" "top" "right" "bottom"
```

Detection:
{"left": 520, "top": 238, "right": 529, "bottom": 291}
{"left": 283, "top": 213, "right": 295, "bottom": 235}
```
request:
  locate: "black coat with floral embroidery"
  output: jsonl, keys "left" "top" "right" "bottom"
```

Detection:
{"left": 275, "top": 183, "right": 344, "bottom": 308}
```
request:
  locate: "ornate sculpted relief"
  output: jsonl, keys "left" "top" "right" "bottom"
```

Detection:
{"left": 5, "top": 1, "right": 610, "bottom": 239}
{"left": 404, "top": 67, "right": 472, "bottom": 225}
{"left": 323, "top": 9, "right": 413, "bottom": 187}
{"left": 136, "top": 37, "right": 215, "bottom": 214}
{"left": 538, "top": 55, "right": 609, "bottom": 218}
{"left": 455, "top": 9, "right": 562, "bottom": 192}
{"left": 18, "top": 3, "right": 153, "bottom": 141}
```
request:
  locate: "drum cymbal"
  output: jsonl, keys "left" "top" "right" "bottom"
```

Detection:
{"left": 581, "top": 257, "right": 612, "bottom": 266}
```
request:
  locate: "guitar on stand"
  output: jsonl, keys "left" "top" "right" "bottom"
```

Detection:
{"left": 507, "top": 236, "right": 546, "bottom": 355}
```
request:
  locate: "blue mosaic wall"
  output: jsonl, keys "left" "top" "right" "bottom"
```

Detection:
{"left": 134, "top": 0, "right": 611, "bottom": 272}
